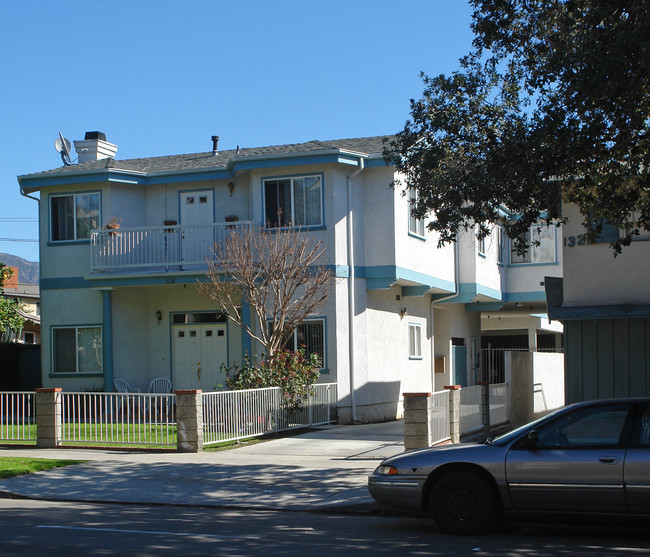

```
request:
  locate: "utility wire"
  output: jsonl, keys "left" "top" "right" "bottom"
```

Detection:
{"left": 0, "top": 218, "right": 38, "bottom": 222}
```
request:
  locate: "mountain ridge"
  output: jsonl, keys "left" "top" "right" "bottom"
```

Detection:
{"left": 0, "top": 253, "right": 39, "bottom": 284}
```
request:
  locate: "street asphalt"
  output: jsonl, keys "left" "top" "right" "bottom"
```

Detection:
{"left": 0, "top": 420, "right": 405, "bottom": 513}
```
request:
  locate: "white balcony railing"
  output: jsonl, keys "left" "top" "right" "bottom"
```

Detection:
{"left": 90, "top": 221, "right": 255, "bottom": 273}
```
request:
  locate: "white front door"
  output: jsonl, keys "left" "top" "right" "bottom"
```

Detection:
{"left": 180, "top": 190, "right": 214, "bottom": 264}
{"left": 172, "top": 323, "right": 228, "bottom": 390}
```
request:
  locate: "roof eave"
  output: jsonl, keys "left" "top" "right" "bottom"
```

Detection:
{"left": 17, "top": 146, "right": 390, "bottom": 191}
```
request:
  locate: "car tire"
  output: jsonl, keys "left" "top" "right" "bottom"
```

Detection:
{"left": 430, "top": 471, "right": 497, "bottom": 535}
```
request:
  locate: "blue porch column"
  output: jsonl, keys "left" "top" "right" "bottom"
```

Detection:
{"left": 241, "top": 295, "right": 252, "bottom": 357}
{"left": 101, "top": 289, "right": 114, "bottom": 391}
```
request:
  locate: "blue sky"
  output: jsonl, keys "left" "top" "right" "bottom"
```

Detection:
{"left": 0, "top": 1, "right": 474, "bottom": 263}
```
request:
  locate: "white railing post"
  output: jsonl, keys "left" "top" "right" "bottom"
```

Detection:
{"left": 479, "top": 381, "right": 491, "bottom": 438}
{"left": 445, "top": 385, "right": 461, "bottom": 444}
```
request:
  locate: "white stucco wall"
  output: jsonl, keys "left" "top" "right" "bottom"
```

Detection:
{"left": 39, "top": 182, "right": 110, "bottom": 280}
{"left": 457, "top": 226, "right": 503, "bottom": 298}
{"left": 40, "top": 287, "right": 105, "bottom": 391}
{"left": 393, "top": 186, "right": 456, "bottom": 290}
{"left": 506, "top": 351, "right": 565, "bottom": 426}
{"left": 532, "top": 352, "right": 565, "bottom": 416}
{"left": 362, "top": 168, "right": 397, "bottom": 268}
{"left": 433, "top": 303, "right": 482, "bottom": 390}
{"left": 358, "top": 287, "right": 433, "bottom": 422}
{"left": 562, "top": 203, "right": 650, "bottom": 306}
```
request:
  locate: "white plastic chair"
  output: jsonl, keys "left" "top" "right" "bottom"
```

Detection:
{"left": 114, "top": 378, "right": 141, "bottom": 393}
{"left": 148, "top": 377, "right": 172, "bottom": 394}
{"left": 113, "top": 378, "right": 141, "bottom": 418}
{"left": 148, "top": 377, "right": 173, "bottom": 420}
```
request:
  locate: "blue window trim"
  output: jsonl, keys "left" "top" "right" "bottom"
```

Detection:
{"left": 261, "top": 172, "right": 325, "bottom": 229}
{"left": 46, "top": 239, "right": 91, "bottom": 247}
{"left": 51, "top": 323, "right": 103, "bottom": 375}
{"left": 48, "top": 190, "right": 102, "bottom": 243}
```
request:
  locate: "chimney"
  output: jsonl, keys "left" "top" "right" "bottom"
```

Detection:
{"left": 211, "top": 135, "right": 219, "bottom": 156}
{"left": 4, "top": 266, "right": 19, "bottom": 290}
{"left": 74, "top": 131, "right": 118, "bottom": 163}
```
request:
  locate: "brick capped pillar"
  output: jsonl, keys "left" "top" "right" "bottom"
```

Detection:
{"left": 175, "top": 390, "right": 203, "bottom": 453}
{"left": 403, "top": 392, "right": 432, "bottom": 450}
{"left": 444, "top": 385, "right": 461, "bottom": 443}
{"left": 35, "top": 388, "right": 62, "bottom": 448}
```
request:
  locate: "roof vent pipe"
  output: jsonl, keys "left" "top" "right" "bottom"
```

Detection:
{"left": 211, "top": 135, "right": 219, "bottom": 156}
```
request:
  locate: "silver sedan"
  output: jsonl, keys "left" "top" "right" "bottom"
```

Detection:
{"left": 368, "top": 398, "right": 650, "bottom": 534}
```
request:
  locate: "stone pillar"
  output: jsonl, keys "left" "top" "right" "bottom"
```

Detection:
{"left": 403, "top": 392, "right": 432, "bottom": 451}
{"left": 176, "top": 390, "right": 203, "bottom": 453}
{"left": 35, "top": 388, "right": 62, "bottom": 448}
{"left": 445, "top": 385, "right": 461, "bottom": 443}
{"left": 479, "top": 381, "right": 491, "bottom": 438}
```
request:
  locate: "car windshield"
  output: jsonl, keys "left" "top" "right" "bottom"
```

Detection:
{"left": 488, "top": 406, "right": 570, "bottom": 446}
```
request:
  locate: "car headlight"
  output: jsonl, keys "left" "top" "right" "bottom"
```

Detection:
{"left": 376, "top": 465, "right": 398, "bottom": 475}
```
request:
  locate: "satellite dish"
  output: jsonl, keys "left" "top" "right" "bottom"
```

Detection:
{"left": 54, "top": 132, "right": 73, "bottom": 166}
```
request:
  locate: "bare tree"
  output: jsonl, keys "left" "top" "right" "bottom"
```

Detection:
{"left": 198, "top": 225, "right": 333, "bottom": 358}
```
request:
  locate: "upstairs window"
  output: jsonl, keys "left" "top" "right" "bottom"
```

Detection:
{"left": 50, "top": 192, "right": 100, "bottom": 241}
{"left": 511, "top": 225, "right": 556, "bottom": 264}
{"left": 408, "top": 189, "right": 425, "bottom": 237}
{"left": 496, "top": 225, "right": 505, "bottom": 264}
{"left": 264, "top": 176, "right": 322, "bottom": 228}
{"left": 478, "top": 235, "right": 487, "bottom": 257}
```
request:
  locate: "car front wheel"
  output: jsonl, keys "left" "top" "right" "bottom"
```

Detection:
{"left": 430, "top": 470, "right": 497, "bottom": 535}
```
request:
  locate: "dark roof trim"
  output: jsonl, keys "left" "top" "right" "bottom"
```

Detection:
{"left": 18, "top": 138, "right": 391, "bottom": 192}
{"left": 545, "top": 276, "right": 650, "bottom": 320}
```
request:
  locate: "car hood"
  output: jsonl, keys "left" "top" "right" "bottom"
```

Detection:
{"left": 376, "top": 442, "right": 501, "bottom": 471}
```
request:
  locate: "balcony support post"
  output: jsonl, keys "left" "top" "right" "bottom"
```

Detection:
{"left": 101, "top": 289, "right": 114, "bottom": 391}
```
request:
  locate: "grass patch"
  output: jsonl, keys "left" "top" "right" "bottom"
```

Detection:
{"left": 0, "top": 457, "right": 84, "bottom": 480}
{"left": 62, "top": 423, "right": 177, "bottom": 447}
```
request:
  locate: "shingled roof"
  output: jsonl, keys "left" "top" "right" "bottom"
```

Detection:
{"left": 21, "top": 135, "right": 392, "bottom": 180}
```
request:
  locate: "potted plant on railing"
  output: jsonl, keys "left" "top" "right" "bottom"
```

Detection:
{"left": 104, "top": 217, "right": 121, "bottom": 236}
{"left": 225, "top": 215, "right": 239, "bottom": 229}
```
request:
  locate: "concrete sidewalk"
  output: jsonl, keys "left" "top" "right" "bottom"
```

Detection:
{"left": 0, "top": 420, "right": 405, "bottom": 513}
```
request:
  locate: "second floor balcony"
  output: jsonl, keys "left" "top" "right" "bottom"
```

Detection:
{"left": 90, "top": 221, "right": 255, "bottom": 274}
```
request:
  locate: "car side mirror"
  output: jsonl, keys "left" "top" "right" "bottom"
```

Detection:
{"left": 527, "top": 430, "right": 539, "bottom": 446}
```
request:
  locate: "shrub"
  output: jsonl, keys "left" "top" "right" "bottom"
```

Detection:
{"left": 224, "top": 349, "right": 321, "bottom": 414}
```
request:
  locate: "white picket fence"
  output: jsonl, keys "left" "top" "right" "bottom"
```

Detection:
{"left": 0, "top": 392, "right": 35, "bottom": 442}
{"left": 60, "top": 392, "right": 176, "bottom": 447}
{"left": 0, "top": 384, "right": 337, "bottom": 448}
{"left": 460, "top": 385, "right": 484, "bottom": 436}
{"left": 430, "top": 390, "right": 451, "bottom": 445}
{"left": 489, "top": 383, "right": 510, "bottom": 426}
{"left": 202, "top": 383, "right": 337, "bottom": 446}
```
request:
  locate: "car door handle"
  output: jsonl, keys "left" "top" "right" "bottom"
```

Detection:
{"left": 598, "top": 457, "right": 620, "bottom": 464}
